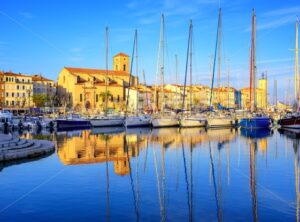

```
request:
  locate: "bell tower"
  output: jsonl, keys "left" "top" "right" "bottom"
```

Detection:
{"left": 113, "top": 52, "right": 129, "bottom": 73}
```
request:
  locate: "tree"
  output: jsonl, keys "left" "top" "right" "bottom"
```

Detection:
{"left": 32, "top": 94, "right": 49, "bottom": 108}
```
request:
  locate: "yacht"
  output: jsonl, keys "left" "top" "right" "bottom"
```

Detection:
{"left": 125, "top": 114, "right": 151, "bottom": 127}
{"left": 207, "top": 112, "right": 236, "bottom": 128}
{"left": 90, "top": 115, "right": 124, "bottom": 127}
{"left": 180, "top": 113, "right": 206, "bottom": 127}
{"left": 55, "top": 114, "right": 91, "bottom": 130}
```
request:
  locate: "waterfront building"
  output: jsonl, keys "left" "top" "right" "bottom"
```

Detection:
{"left": 57, "top": 52, "right": 138, "bottom": 112}
{"left": 258, "top": 74, "right": 268, "bottom": 109}
{"left": 240, "top": 87, "right": 266, "bottom": 109}
{"left": 32, "top": 74, "right": 56, "bottom": 106}
{"left": 0, "top": 72, "right": 33, "bottom": 111}
{"left": 212, "top": 87, "right": 241, "bottom": 109}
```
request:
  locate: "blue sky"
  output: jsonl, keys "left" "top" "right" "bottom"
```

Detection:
{"left": 0, "top": 0, "right": 299, "bottom": 102}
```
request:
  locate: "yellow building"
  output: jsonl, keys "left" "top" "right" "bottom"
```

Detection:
{"left": 258, "top": 74, "right": 268, "bottom": 109}
{"left": 32, "top": 74, "right": 56, "bottom": 97}
{"left": 240, "top": 87, "right": 265, "bottom": 110}
{"left": 57, "top": 52, "right": 138, "bottom": 112}
{"left": 0, "top": 72, "right": 33, "bottom": 111}
{"left": 212, "top": 87, "right": 240, "bottom": 108}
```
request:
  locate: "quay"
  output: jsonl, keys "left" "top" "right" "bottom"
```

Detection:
{"left": 0, "top": 133, "right": 55, "bottom": 162}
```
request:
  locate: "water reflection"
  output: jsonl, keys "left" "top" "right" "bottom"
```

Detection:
{"left": 279, "top": 128, "right": 300, "bottom": 222}
{"left": 4, "top": 127, "right": 298, "bottom": 221}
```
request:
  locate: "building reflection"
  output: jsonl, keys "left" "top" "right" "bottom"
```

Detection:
{"left": 56, "top": 130, "right": 146, "bottom": 176}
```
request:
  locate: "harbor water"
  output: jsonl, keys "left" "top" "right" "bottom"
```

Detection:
{"left": 0, "top": 127, "right": 299, "bottom": 221}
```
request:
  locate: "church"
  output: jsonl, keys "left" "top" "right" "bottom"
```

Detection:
{"left": 57, "top": 52, "right": 138, "bottom": 112}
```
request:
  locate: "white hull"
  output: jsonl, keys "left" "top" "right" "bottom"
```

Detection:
{"left": 125, "top": 116, "right": 151, "bottom": 127}
{"left": 207, "top": 118, "right": 235, "bottom": 128}
{"left": 90, "top": 117, "right": 124, "bottom": 127}
{"left": 280, "top": 124, "right": 300, "bottom": 129}
{"left": 180, "top": 117, "right": 206, "bottom": 127}
{"left": 152, "top": 118, "right": 178, "bottom": 128}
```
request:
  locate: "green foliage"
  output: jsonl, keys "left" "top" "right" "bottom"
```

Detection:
{"left": 32, "top": 94, "right": 49, "bottom": 108}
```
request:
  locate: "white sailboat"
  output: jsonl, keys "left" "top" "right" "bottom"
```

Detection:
{"left": 152, "top": 14, "right": 179, "bottom": 128}
{"left": 125, "top": 30, "right": 151, "bottom": 127}
{"left": 180, "top": 20, "right": 206, "bottom": 127}
{"left": 206, "top": 8, "right": 235, "bottom": 128}
{"left": 90, "top": 27, "right": 124, "bottom": 127}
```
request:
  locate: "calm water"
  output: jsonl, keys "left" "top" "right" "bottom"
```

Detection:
{"left": 0, "top": 127, "right": 299, "bottom": 221}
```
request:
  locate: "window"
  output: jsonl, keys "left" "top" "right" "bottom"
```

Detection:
{"left": 23, "top": 93, "right": 25, "bottom": 97}
{"left": 11, "top": 101, "right": 14, "bottom": 106}
{"left": 123, "top": 64, "right": 126, "bottom": 71}
{"left": 96, "top": 94, "right": 98, "bottom": 102}
{"left": 6, "top": 77, "right": 8, "bottom": 81}
{"left": 111, "top": 95, "right": 114, "bottom": 102}
{"left": 116, "top": 65, "right": 118, "bottom": 70}
{"left": 17, "top": 93, "right": 19, "bottom": 97}
{"left": 6, "top": 101, "right": 8, "bottom": 105}
{"left": 23, "top": 86, "right": 25, "bottom": 90}
{"left": 17, "top": 85, "right": 19, "bottom": 90}
{"left": 80, "top": 94, "right": 83, "bottom": 102}
{"left": 12, "top": 93, "right": 14, "bottom": 97}
{"left": 22, "top": 79, "right": 24, "bottom": 82}
{"left": 6, "top": 92, "right": 8, "bottom": 97}
{"left": 117, "top": 95, "right": 120, "bottom": 102}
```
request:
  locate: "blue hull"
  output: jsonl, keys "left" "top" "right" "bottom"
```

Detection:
{"left": 56, "top": 119, "right": 91, "bottom": 130}
{"left": 240, "top": 128, "right": 272, "bottom": 138}
{"left": 239, "top": 117, "right": 271, "bottom": 129}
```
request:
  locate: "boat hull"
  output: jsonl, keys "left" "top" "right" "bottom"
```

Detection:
{"left": 125, "top": 116, "right": 151, "bottom": 127}
{"left": 55, "top": 119, "right": 91, "bottom": 130}
{"left": 207, "top": 118, "right": 235, "bottom": 128}
{"left": 90, "top": 117, "right": 124, "bottom": 127}
{"left": 152, "top": 118, "right": 179, "bottom": 128}
{"left": 278, "top": 117, "right": 300, "bottom": 129}
{"left": 239, "top": 117, "right": 271, "bottom": 129}
{"left": 180, "top": 117, "right": 206, "bottom": 127}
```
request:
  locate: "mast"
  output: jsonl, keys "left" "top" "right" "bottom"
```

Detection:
{"left": 136, "top": 30, "right": 139, "bottom": 115}
{"left": 295, "top": 17, "right": 299, "bottom": 107}
{"left": 105, "top": 27, "right": 109, "bottom": 116}
{"left": 190, "top": 20, "right": 193, "bottom": 111}
{"left": 250, "top": 9, "right": 257, "bottom": 112}
{"left": 217, "top": 9, "right": 222, "bottom": 104}
{"left": 209, "top": 8, "right": 222, "bottom": 109}
{"left": 142, "top": 70, "right": 150, "bottom": 112}
{"left": 182, "top": 20, "right": 192, "bottom": 112}
{"left": 161, "top": 14, "right": 165, "bottom": 114}
{"left": 227, "top": 60, "right": 230, "bottom": 108}
{"left": 125, "top": 30, "right": 137, "bottom": 116}
{"left": 175, "top": 54, "right": 179, "bottom": 110}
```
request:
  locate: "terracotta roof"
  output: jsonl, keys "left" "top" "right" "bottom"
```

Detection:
{"left": 31, "top": 74, "right": 53, "bottom": 82}
{"left": 113, "top": 52, "right": 129, "bottom": 57}
{"left": 64, "top": 67, "right": 129, "bottom": 76}
{"left": 2, "top": 72, "right": 31, "bottom": 78}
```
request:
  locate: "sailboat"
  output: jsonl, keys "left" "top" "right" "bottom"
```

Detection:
{"left": 152, "top": 14, "right": 179, "bottom": 128}
{"left": 239, "top": 9, "right": 271, "bottom": 129}
{"left": 125, "top": 30, "right": 151, "bottom": 127}
{"left": 278, "top": 17, "right": 300, "bottom": 128}
{"left": 90, "top": 27, "right": 125, "bottom": 127}
{"left": 180, "top": 20, "right": 207, "bottom": 128}
{"left": 206, "top": 8, "right": 236, "bottom": 128}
